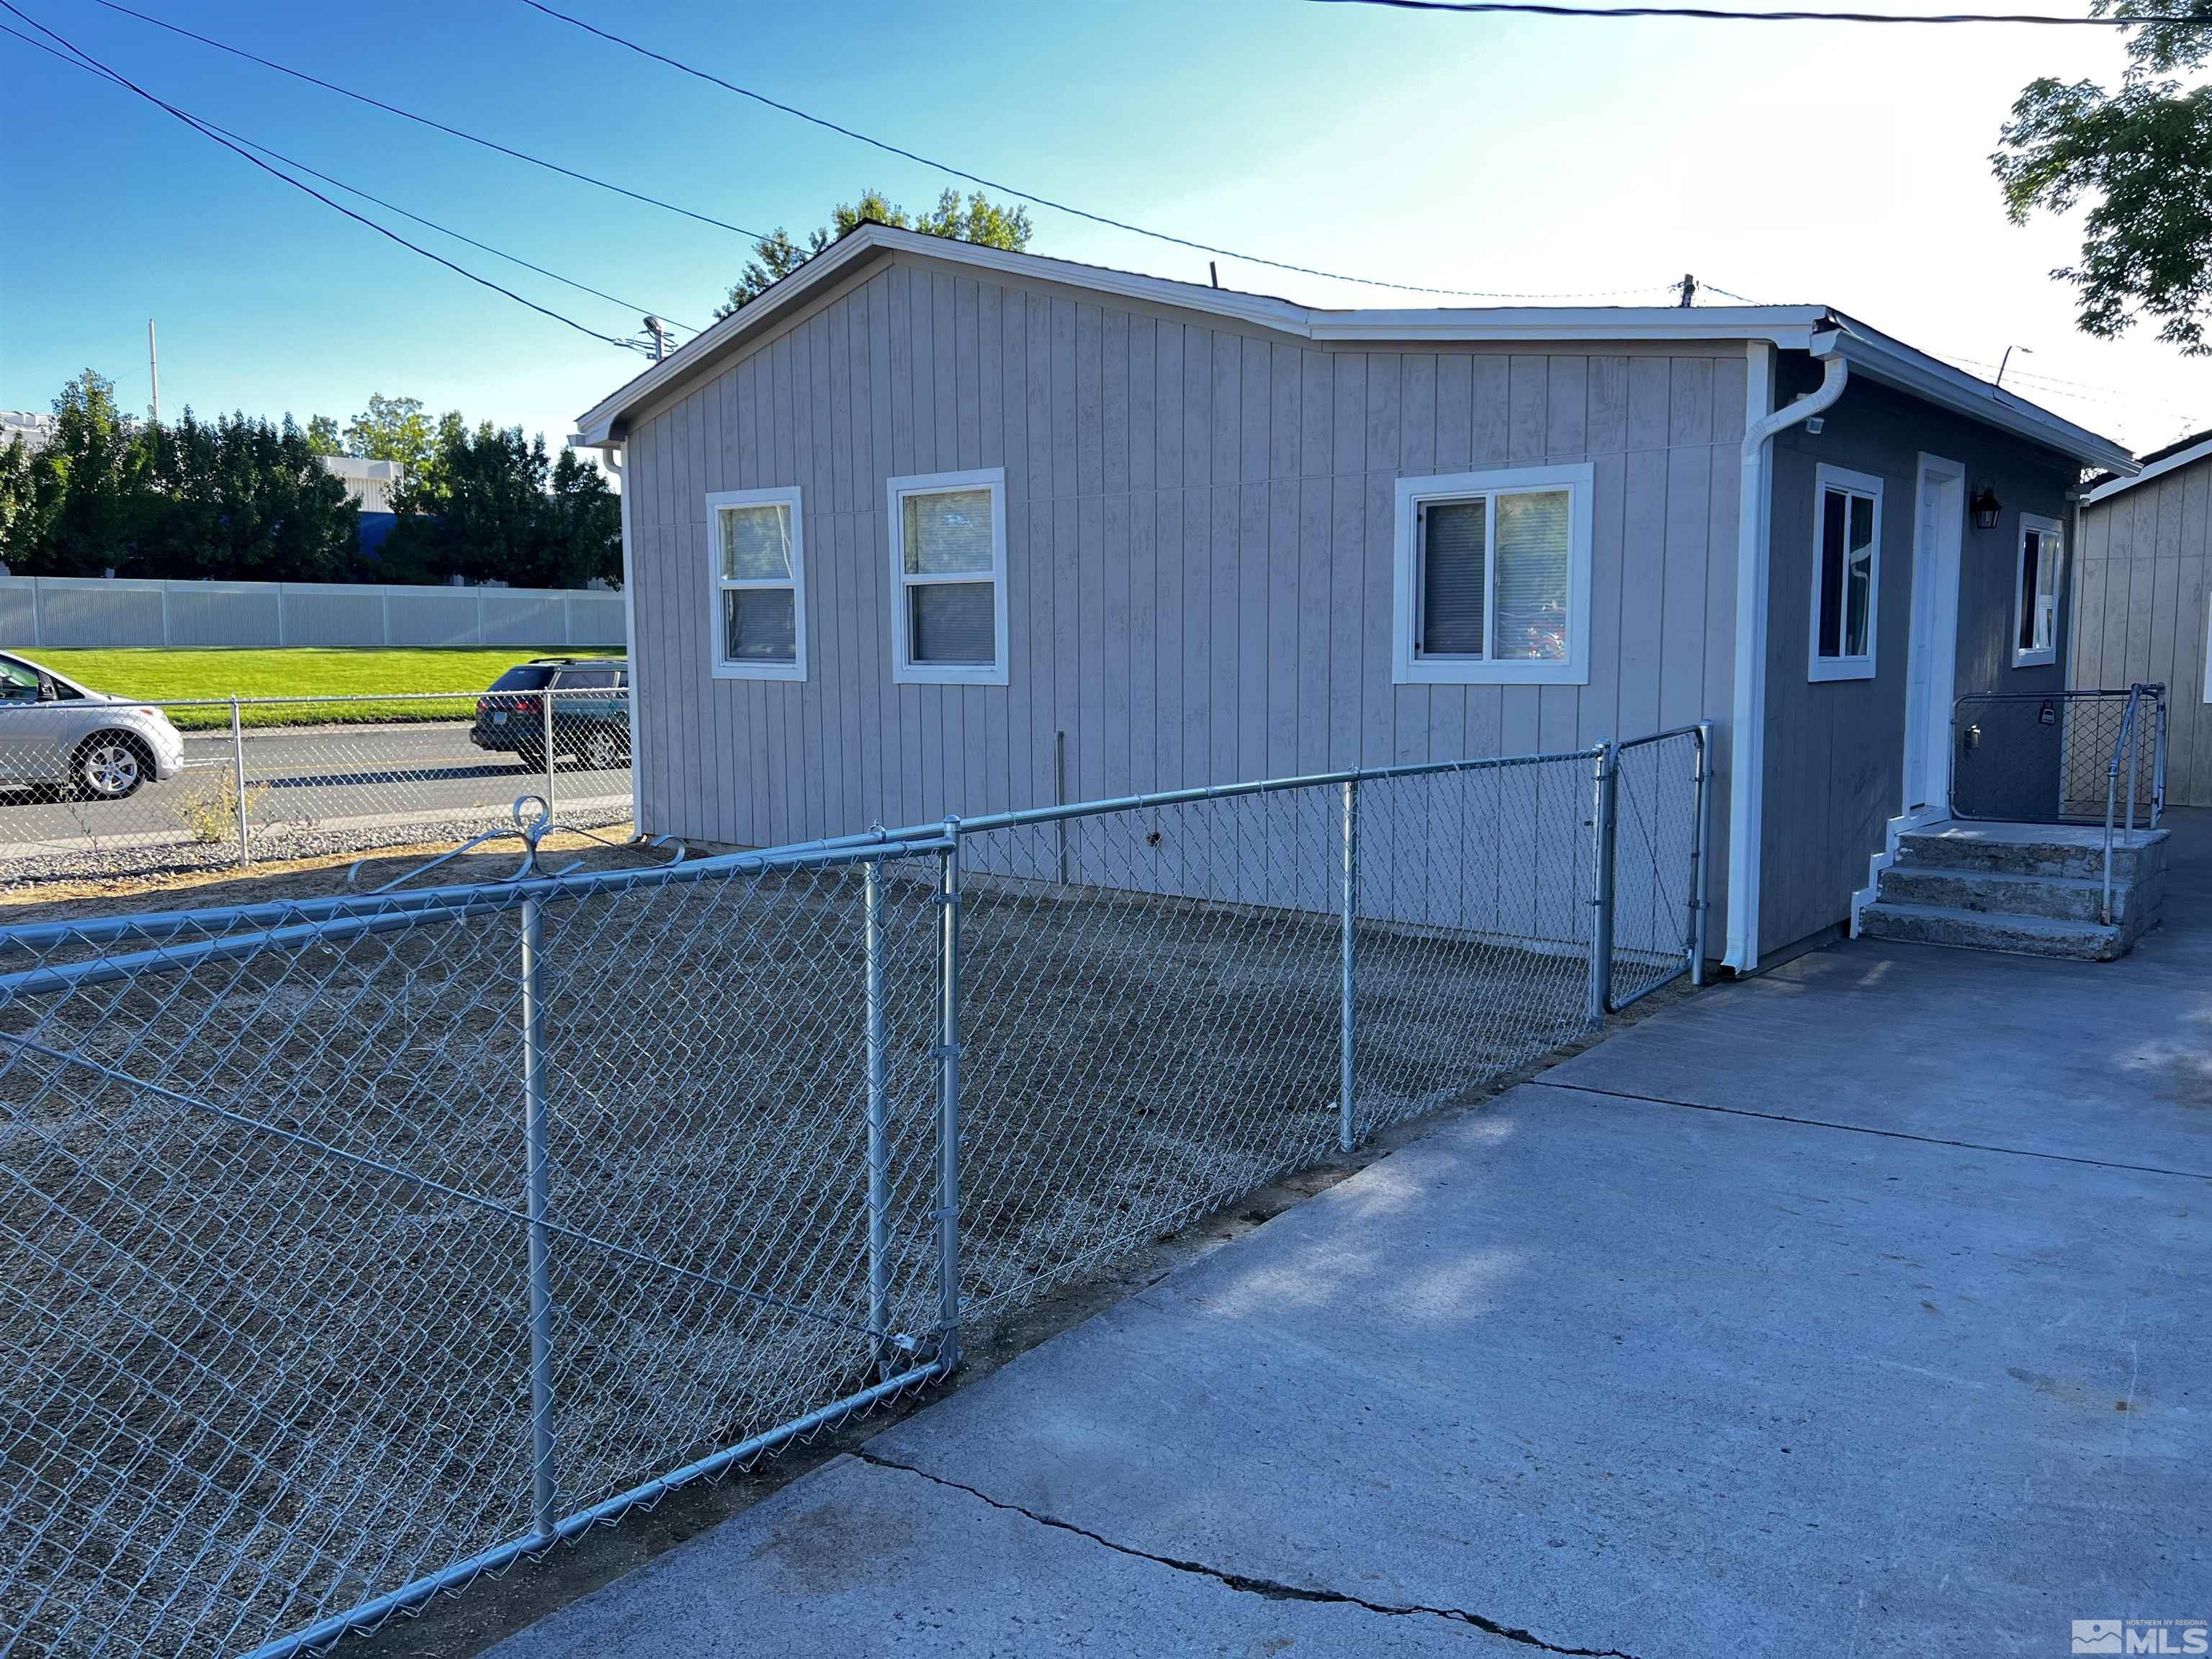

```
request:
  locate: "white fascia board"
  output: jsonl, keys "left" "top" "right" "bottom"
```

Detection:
{"left": 2085, "top": 433, "right": 2212, "bottom": 505}
{"left": 575, "top": 222, "right": 1832, "bottom": 444}
{"left": 1309, "top": 307, "right": 1827, "bottom": 344}
{"left": 1817, "top": 317, "right": 2136, "bottom": 476}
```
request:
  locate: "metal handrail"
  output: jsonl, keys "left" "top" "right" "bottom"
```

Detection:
{"left": 2100, "top": 687, "right": 2141, "bottom": 925}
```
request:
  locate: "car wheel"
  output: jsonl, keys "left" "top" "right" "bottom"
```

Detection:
{"left": 583, "top": 727, "right": 627, "bottom": 770}
{"left": 74, "top": 732, "right": 152, "bottom": 801}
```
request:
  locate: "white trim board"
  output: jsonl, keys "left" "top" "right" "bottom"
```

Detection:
{"left": 2085, "top": 432, "right": 2212, "bottom": 505}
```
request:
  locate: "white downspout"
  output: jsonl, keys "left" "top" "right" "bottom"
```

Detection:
{"left": 1724, "top": 341, "right": 1848, "bottom": 974}
{"left": 603, "top": 441, "right": 644, "bottom": 839}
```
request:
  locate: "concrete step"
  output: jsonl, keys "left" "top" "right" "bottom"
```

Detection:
{"left": 1857, "top": 899, "right": 2128, "bottom": 961}
{"left": 1876, "top": 863, "right": 2162, "bottom": 925}
{"left": 1897, "top": 823, "right": 2166, "bottom": 884}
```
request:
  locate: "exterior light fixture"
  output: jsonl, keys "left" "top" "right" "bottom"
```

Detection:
{"left": 1969, "top": 485, "right": 2002, "bottom": 531}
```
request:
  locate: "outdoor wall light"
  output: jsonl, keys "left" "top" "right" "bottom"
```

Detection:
{"left": 1969, "top": 485, "right": 2002, "bottom": 530}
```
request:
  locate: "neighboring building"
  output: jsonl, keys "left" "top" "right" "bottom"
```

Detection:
{"left": 318, "top": 454, "right": 405, "bottom": 513}
{"left": 2079, "top": 429, "right": 2212, "bottom": 806}
{"left": 0, "top": 410, "right": 55, "bottom": 453}
{"left": 575, "top": 224, "right": 2134, "bottom": 972}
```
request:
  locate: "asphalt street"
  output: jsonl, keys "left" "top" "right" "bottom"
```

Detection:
{"left": 0, "top": 720, "right": 631, "bottom": 858}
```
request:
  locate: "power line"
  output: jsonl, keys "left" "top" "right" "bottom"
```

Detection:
{"left": 513, "top": 0, "right": 1676, "bottom": 303}
{"left": 1, "top": 3, "right": 647, "bottom": 354}
{"left": 1306, "top": 0, "right": 2205, "bottom": 24}
{"left": 89, "top": 0, "right": 768, "bottom": 242}
{"left": 0, "top": 19, "right": 698, "bottom": 338}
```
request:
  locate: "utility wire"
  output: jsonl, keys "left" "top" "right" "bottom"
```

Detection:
{"left": 1, "top": 3, "right": 647, "bottom": 354}
{"left": 513, "top": 0, "right": 1673, "bottom": 302}
{"left": 89, "top": 0, "right": 768, "bottom": 241}
{"left": 1307, "top": 0, "right": 2207, "bottom": 24}
{"left": 0, "top": 19, "right": 698, "bottom": 338}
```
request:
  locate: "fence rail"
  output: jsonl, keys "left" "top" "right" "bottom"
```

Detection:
{"left": 0, "top": 688, "right": 634, "bottom": 885}
{"left": 0, "top": 724, "right": 1707, "bottom": 1659}
{"left": 0, "top": 576, "right": 625, "bottom": 652}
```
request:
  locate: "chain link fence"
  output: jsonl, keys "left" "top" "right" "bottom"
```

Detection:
{"left": 0, "top": 726, "right": 1708, "bottom": 1659}
{"left": 1951, "top": 686, "right": 2164, "bottom": 827}
{"left": 0, "top": 689, "right": 634, "bottom": 888}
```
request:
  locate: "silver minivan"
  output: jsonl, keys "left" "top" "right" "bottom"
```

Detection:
{"left": 0, "top": 652, "right": 186, "bottom": 800}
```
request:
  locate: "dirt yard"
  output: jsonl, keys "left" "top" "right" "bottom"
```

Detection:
{"left": 0, "top": 835, "right": 1629, "bottom": 1659}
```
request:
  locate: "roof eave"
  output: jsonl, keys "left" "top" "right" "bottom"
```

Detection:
{"left": 1815, "top": 316, "right": 2136, "bottom": 476}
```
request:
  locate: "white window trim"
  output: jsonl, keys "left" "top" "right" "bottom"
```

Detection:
{"left": 706, "top": 485, "right": 806, "bottom": 682}
{"left": 1390, "top": 462, "right": 1594, "bottom": 687}
{"left": 886, "top": 466, "right": 1010, "bottom": 688}
{"left": 2011, "top": 513, "right": 2063, "bottom": 669}
{"left": 1807, "top": 463, "right": 1882, "bottom": 684}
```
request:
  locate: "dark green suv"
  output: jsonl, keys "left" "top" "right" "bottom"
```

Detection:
{"left": 469, "top": 657, "right": 631, "bottom": 772}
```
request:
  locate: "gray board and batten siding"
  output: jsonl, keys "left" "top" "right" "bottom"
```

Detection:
{"left": 2077, "top": 449, "right": 2212, "bottom": 807}
{"left": 619, "top": 248, "right": 1750, "bottom": 943}
{"left": 1757, "top": 362, "right": 2082, "bottom": 959}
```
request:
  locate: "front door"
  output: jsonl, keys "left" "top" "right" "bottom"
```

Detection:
{"left": 1902, "top": 458, "right": 1963, "bottom": 818}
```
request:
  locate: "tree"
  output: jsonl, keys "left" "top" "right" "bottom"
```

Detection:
{"left": 135, "top": 410, "right": 357, "bottom": 582}
{"left": 303, "top": 414, "right": 344, "bottom": 457}
{"left": 1994, "top": 0, "right": 2212, "bottom": 351}
{"left": 381, "top": 421, "right": 620, "bottom": 588}
{"left": 37, "top": 370, "right": 152, "bottom": 577}
{"left": 716, "top": 186, "right": 1035, "bottom": 318}
{"left": 342, "top": 392, "right": 436, "bottom": 475}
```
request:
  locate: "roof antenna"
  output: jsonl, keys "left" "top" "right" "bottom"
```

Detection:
{"left": 1208, "top": 261, "right": 1220, "bottom": 289}
{"left": 1678, "top": 273, "right": 1697, "bottom": 308}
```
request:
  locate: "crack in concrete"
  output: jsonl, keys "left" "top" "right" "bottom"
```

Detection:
{"left": 853, "top": 1449, "right": 1641, "bottom": 1658}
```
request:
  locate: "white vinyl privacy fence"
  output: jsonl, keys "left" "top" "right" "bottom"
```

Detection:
{"left": 0, "top": 726, "right": 1707, "bottom": 1659}
{"left": 0, "top": 577, "right": 625, "bottom": 650}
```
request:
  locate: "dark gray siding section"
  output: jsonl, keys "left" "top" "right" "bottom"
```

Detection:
{"left": 1758, "top": 364, "right": 2080, "bottom": 958}
{"left": 621, "top": 251, "right": 1747, "bottom": 935}
{"left": 2077, "top": 455, "right": 2211, "bottom": 806}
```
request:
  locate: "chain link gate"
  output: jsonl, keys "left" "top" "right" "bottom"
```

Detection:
{"left": 1, "top": 728, "right": 1710, "bottom": 1658}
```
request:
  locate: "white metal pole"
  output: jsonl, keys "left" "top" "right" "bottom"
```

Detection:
{"left": 148, "top": 319, "right": 159, "bottom": 426}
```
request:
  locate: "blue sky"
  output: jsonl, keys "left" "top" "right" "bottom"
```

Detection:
{"left": 1, "top": 0, "right": 2199, "bottom": 455}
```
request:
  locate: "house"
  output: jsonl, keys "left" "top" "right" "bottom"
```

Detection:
{"left": 2078, "top": 430, "right": 2212, "bottom": 807}
{"left": 574, "top": 224, "right": 2134, "bottom": 974}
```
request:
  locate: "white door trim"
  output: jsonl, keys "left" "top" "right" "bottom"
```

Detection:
{"left": 1855, "top": 452, "right": 1964, "bottom": 935}
{"left": 1904, "top": 452, "right": 1966, "bottom": 823}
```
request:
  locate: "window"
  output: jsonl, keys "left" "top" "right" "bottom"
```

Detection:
{"left": 0, "top": 657, "right": 41, "bottom": 703}
{"left": 1390, "top": 463, "right": 1594, "bottom": 686}
{"left": 1809, "top": 464, "right": 1882, "bottom": 683}
{"left": 2013, "top": 514, "right": 2062, "bottom": 668}
{"left": 887, "top": 467, "right": 1009, "bottom": 686}
{"left": 554, "top": 664, "right": 621, "bottom": 690}
{"left": 708, "top": 486, "right": 806, "bottom": 681}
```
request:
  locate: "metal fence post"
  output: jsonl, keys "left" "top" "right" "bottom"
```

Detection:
{"left": 518, "top": 896, "right": 559, "bottom": 1543}
{"left": 229, "top": 697, "right": 250, "bottom": 868}
{"left": 934, "top": 822, "right": 963, "bottom": 1372}
{"left": 1339, "top": 776, "right": 1357, "bottom": 1154}
{"left": 863, "top": 857, "right": 891, "bottom": 1375}
{"left": 1689, "top": 724, "right": 1714, "bottom": 986}
{"left": 1586, "top": 743, "right": 1617, "bottom": 1025}
{"left": 541, "top": 689, "right": 558, "bottom": 826}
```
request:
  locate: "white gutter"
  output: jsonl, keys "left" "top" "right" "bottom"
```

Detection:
{"left": 1724, "top": 337, "right": 1850, "bottom": 974}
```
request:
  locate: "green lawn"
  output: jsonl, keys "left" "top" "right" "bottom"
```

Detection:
{"left": 27, "top": 647, "right": 621, "bottom": 729}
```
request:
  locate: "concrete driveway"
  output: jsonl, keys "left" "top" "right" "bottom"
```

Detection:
{"left": 490, "top": 816, "right": 2211, "bottom": 1658}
